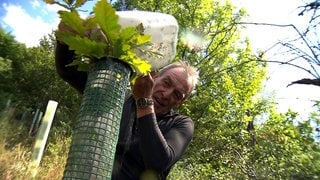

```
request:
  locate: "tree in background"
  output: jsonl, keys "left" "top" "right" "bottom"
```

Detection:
{"left": 0, "top": 28, "right": 26, "bottom": 108}
{"left": 250, "top": 109, "right": 320, "bottom": 179}
{"left": 0, "top": 0, "right": 319, "bottom": 179}
{"left": 0, "top": 27, "right": 81, "bottom": 135}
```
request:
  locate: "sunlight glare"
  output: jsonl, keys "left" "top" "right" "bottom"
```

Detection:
{"left": 180, "top": 30, "right": 206, "bottom": 52}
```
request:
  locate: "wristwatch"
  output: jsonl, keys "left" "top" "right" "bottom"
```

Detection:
{"left": 136, "top": 98, "right": 154, "bottom": 109}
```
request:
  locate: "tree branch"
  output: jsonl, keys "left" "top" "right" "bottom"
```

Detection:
{"left": 287, "top": 78, "right": 320, "bottom": 87}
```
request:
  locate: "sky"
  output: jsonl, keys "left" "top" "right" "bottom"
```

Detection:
{"left": 0, "top": 0, "right": 319, "bottom": 121}
{"left": 234, "top": 0, "right": 320, "bottom": 121}
{"left": 0, "top": 0, "right": 60, "bottom": 47}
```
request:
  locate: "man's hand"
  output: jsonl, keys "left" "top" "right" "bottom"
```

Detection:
{"left": 132, "top": 73, "right": 154, "bottom": 100}
{"left": 132, "top": 74, "right": 155, "bottom": 117}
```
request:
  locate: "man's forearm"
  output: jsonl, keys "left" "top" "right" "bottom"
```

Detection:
{"left": 136, "top": 105, "right": 154, "bottom": 118}
{"left": 55, "top": 42, "right": 87, "bottom": 93}
{"left": 138, "top": 114, "right": 172, "bottom": 171}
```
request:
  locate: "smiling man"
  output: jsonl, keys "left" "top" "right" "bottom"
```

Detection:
{"left": 55, "top": 41, "right": 199, "bottom": 179}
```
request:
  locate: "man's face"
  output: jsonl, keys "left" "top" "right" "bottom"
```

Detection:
{"left": 152, "top": 67, "right": 192, "bottom": 115}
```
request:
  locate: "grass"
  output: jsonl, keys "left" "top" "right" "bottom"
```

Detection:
{"left": 0, "top": 107, "right": 70, "bottom": 179}
{"left": 0, "top": 140, "right": 31, "bottom": 179}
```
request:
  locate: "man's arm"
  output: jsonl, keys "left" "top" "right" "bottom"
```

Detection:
{"left": 55, "top": 42, "right": 87, "bottom": 94}
{"left": 138, "top": 114, "right": 194, "bottom": 172}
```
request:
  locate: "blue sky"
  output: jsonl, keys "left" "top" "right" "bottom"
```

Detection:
{"left": 1, "top": 0, "right": 320, "bottom": 120}
{"left": 0, "top": 0, "right": 96, "bottom": 46}
{"left": 0, "top": 0, "right": 61, "bottom": 46}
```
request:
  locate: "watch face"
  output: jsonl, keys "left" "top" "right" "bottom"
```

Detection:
{"left": 136, "top": 98, "right": 153, "bottom": 108}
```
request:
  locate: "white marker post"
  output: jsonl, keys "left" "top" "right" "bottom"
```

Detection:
{"left": 29, "top": 100, "right": 58, "bottom": 177}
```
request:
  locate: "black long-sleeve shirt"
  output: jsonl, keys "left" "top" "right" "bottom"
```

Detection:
{"left": 55, "top": 43, "right": 194, "bottom": 179}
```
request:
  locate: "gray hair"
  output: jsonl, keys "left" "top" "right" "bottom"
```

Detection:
{"left": 159, "top": 61, "right": 199, "bottom": 97}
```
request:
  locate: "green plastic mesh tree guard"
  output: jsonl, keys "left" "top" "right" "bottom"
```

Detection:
{"left": 63, "top": 58, "right": 131, "bottom": 179}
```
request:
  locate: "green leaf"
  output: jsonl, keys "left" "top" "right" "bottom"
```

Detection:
{"left": 66, "top": 60, "right": 81, "bottom": 67}
{"left": 112, "top": 39, "right": 125, "bottom": 58}
{"left": 83, "top": 16, "right": 97, "bottom": 31}
{"left": 76, "top": 63, "right": 90, "bottom": 71}
{"left": 66, "top": 59, "right": 90, "bottom": 71}
{"left": 56, "top": 31, "right": 106, "bottom": 58}
{"left": 93, "top": 0, "right": 121, "bottom": 45}
{"left": 58, "top": 10, "right": 85, "bottom": 36}
{"left": 119, "top": 27, "right": 138, "bottom": 42}
{"left": 120, "top": 50, "right": 151, "bottom": 76}
{"left": 48, "top": 0, "right": 153, "bottom": 81}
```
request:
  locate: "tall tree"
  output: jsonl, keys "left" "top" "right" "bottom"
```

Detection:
{"left": 0, "top": 28, "right": 27, "bottom": 108}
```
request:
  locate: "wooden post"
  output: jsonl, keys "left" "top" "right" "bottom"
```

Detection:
{"left": 29, "top": 100, "right": 58, "bottom": 177}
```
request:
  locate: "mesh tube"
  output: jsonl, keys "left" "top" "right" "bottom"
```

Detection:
{"left": 63, "top": 58, "right": 131, "bottom": 179}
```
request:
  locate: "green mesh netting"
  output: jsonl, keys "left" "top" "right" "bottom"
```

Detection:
{"left": 63, "top": 58, "right": 131, "bottom": 179}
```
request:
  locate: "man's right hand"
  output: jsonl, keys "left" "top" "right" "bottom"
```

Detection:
{"left": 132, "top": 74, "right": 154, "bottom": 100}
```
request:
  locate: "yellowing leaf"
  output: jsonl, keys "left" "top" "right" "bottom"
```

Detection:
{"left": 135, "top": 35, "right": 152, "bottom": 46}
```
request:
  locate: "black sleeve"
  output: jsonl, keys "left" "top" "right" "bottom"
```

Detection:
{"left": 55, "top": 42, "right": 87, "bottom": 94}
{"left": 137, "top": 114, "right": 194, "bottom": 172}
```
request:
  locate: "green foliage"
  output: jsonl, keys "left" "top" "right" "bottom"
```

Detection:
{"left": 0, "top": 108, "right": 32, "bottom": 178}
{"left": 37, "top": 134, "right": 71, "bottom": 179}
{"left": 0, "top": 26, "right": 81, "bottom": 125}
{"left": 0, "top": 28, "right": 27, "bottom": 104}
{"left": 0, "top": 0, "right": 319, "bottom": 179}
{"left": 46, "top": 0, "right": 155, "bottom": 81}
{"left": 250, "top": 110, "right": 320, "bottom": 178}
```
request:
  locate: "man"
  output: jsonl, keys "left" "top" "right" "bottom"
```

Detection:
{"left": 55, "top": 40, "right": 198, "bottom": 179}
